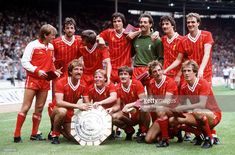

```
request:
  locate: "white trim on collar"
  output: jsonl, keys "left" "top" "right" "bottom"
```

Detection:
{"left": 85, "top": 42, "right": 98, "bottom": 53}
{"left": 188, "top": 30, "right": 201, "bottom": 43}
{"left": 187, "top": 78, "right": 199, "bottom": 92}
{"left": 62, "top": 35, "right": 75, "bottom": 46}
{"left": 167, "top": 32, "right": 179, "bottom": 44}
{"left": 95, "top": 84, "right": 106, "bottom": 95}
{"left": 68, "top": 77, "right": 80, "bottom": 91}
{"left": 115, "top": 29, "right": 124, "bottom": 38}
{"left": 155, "top": 75, "right": 166, "bottom": 88}
{"left": 121, "top": 80, "right": 132, "bottom": 93}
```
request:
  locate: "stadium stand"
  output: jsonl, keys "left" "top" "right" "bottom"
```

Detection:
{"left": 0, "top": 1, "right": 234, "bottom": 79}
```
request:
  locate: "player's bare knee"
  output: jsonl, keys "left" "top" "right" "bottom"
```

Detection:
{"left": 57, "top": 107, "right": 67, "bottom": 117}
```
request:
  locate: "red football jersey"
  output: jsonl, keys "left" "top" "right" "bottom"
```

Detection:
{"left": 149, "top": 76, "right": 178, "bottom": 107}
{"left": 181, "top": 30, "right": 214, "bottom": 81}
{"left": 54, "top": 76, "right": 88, "bottom": 109}
{"left": 52, "top": 35, "right": 82, "bottom": 77}
{"left": 180, "top": 78, "right": 221, "bottom": 112}
{"left": 162, "top": 33, "right": 184, "bottom": 77}
{"left": 79, "top": 43, "right": 110, "bottom": 75}
{"left": 149, "top": 76, "right": 178, "bottom": 96}
{"left": 99, "top": 29, "right": 132, "bottom": 69}
{"left": 88, "top": 82, "right": 116, "bottom": 109}
{"left": 116, "top": 79, "right": 145, "bottom": 107}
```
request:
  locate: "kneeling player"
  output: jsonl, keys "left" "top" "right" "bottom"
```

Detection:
{"left": 87, "top": 69, "right": 117, "bottom": 139}
{"left": 171, "top": 60, "right": 221, "bottom": 148}
{"left": 143, "top": 60, "right": 179, "bottom": 147}
{"left": 49, "top": 59, "right": 92, "bottom": 144}
{"left": 107, "top": 66, "right": 150, "bottom": 141}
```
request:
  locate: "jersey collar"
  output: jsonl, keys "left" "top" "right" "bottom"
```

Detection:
{"left": 188, "top": 30, "right": 201, "bottom": 43}
{"left": 62, "top": 35, "right": 75, "bottom": 46}
{"left": 68, "top": 76, "right": 80, "bottom": 91}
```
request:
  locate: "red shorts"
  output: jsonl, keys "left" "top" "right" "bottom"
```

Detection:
{"left": 64, "top": 109, "right": 74, "bottom": 123}
{"left": 213, "top": 111, "right": 221, "bottom": 127}
{"left": 81, "top": 73, "right": 94, "bottom": 87}
{"left": 133, "top": 66, "right": 151, "bottom": 86}
{"left": 48, "top": 101, "right": 74, "bottom": 123}
{"left": 25, "top": 76, "right": 50, "bottom": 91}
{"left": 123, "top": 109, "right": 140, "bottom": 123}
{"left": 110, "top": 69, "right": 120, "bottom": 84}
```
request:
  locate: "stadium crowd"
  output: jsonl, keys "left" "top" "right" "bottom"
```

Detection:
{"left": 0, "top": 8, "right": 234, "bottom": 81}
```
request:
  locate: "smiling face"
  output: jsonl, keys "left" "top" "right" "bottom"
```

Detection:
{"left": 119, "top": 71, "right": 131, "bottom": 85}
{"left": 139, "top": 17, "right": 152, "bottom": 34}
{"left": 94, "top": 72, "right": 106, "bottom": 88}
{"left": 186, "top": 16, "right": 199, "bottom": 33}
{"left": 70, "top": 66, "right": 83, "bottom": 80}
{"left": 161, "top": 20, "right": 174, "bottom": 35}
{"left": 151, "top": 65, "right": 164, "bottom": 82}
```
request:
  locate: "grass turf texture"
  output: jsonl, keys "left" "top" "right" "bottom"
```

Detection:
{"left": 0, "top": 86, "right": 234, "bottom": 155}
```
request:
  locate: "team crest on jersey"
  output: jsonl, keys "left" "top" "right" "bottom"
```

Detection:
{"left": 131, "top": 91, "right": 135, "bottom": 98}
{"left": 173, "top": 44, "right": 176, "bottom": 51}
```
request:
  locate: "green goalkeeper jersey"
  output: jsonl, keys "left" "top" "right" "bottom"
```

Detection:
{"left": 133, "top": 34, "right": 164, "bottom": 67}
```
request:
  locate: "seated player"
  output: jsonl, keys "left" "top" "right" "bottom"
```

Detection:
{"left": 143, "top": 60, "right": 179, "bottom": 147}
{"left": 87, "top": 69, "right": 117, "bottom": 139}
{"left": 88, "top": 69, "right": 117, "bottom": 109}
{"left": 48, "top": 59, "right": 92, "bottom": 144}
{"left": 107, "top": 66, "right": 150, "bottom": 141}
{"left": 170, "top": 60, "right": 222, "bottom": 149}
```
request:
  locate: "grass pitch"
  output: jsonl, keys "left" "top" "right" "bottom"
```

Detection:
{"left": 0, "top": 86, "right": 234, "bottom": 155}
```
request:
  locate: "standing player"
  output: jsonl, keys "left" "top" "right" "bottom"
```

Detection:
{"left": 14, "top": 24, "right": 60, "bottom": 143}
{"left": 222, "top": 65, "right": 230, "bottom": 88}
{"left": 164, "top": 12, "right": 214, "bottom": 85}
{"left": 99, "top": 12, "right": 132, "bottom": 83}
{"left": 172, "top": 60, "right": 221, "bottom": 148}
{"left": 107, "top": 66, "right": 150, "bottom": 141}
{"left": 144, "top": 60, "right": 179, "bottom": 147}
{"left": 132, "top": 13, "right": 164, "bottom": 87}
{"left": 79, "top": 30, "right": 111, "bottom": 86}
{"left": 49, "top": 59, "right": 92, "bottom": 144}
{"left": 229, "top": 63, "right": 235, "bottom": 90}
{"left": 159, "top": 15, "right": 184, "bottom": 85}
{"left": 52, "top": 17, "right": 82, "bottom": 78}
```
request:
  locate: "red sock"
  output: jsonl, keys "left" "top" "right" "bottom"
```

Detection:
{"left": 211, "top": 129, "right": 216, "bottom": 135}
{"left": 157, "top": 117, "right": 169, "bottom": 140}
{"left": 31, "top": 113, "right": 42, "bottom": 135}
{"left": 180, "top": 124, "right": 201, "bottom": 136}
{"left": 14, "top": 113, "right": 26, "bottom": 137}
{"left": 52, "top": 131, "right": 60, "bottom": 137}
{"left": 201, "top": 116, "right": 213, "bottom": 139}
{"left": 140, "top": 125, "right": 148, "bottom": 134}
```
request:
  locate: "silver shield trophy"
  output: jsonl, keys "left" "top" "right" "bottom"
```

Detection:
{"left": 70, "top": 106, "right": 112, "bottom": 145}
